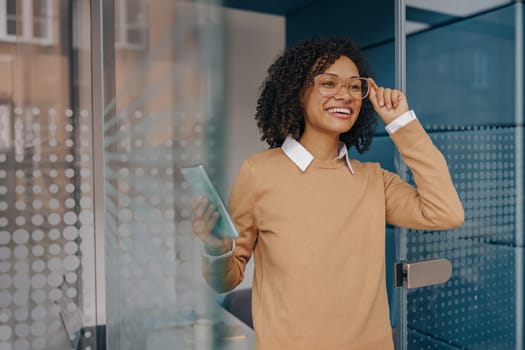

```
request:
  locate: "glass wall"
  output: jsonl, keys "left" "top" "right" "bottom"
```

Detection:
{"left": 103, "top": 1, "right": 252, "bottom": 349}
{"left": 399, "top": 3, "right": 523, "bottom": 349}
{"left": 0, "top": 0, "right": 254, "bottom": 349}
{"left": 0, "top": 0, "right": 98, "bottom": 349}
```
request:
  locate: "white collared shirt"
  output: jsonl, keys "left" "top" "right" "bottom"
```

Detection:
{"left": 281, "top": 135, "right": 356, "bottom": 173}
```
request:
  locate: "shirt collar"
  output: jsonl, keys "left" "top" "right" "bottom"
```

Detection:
{"left": 281, "top": 135, "right": 355, "bottom": 174}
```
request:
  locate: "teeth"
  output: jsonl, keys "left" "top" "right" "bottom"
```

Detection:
{"left": 327, "top": 107, "right": 351, "bottom": 115}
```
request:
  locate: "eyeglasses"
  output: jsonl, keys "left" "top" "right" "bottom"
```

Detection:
{"left": 314, "top": 74, "right": 370, "bottom": 99}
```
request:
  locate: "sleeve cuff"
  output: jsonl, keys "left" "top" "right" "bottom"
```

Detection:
{"left": 202, "top": 240, "right": 235, "bottom": 263}
{"left": 385, "top": 110, "right": 417, "bottom": 135}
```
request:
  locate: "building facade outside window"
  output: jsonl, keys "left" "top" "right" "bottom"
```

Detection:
{"left": 115, "top": 0, "right": 148, "bottom": 49}
{"left": 0, "top": 0, "right": 53, "bottom": 45}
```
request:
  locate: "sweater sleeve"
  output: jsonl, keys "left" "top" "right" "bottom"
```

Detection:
{"left": 383, "top": 119, "right": 464, "bottom": 230}
{"left": 201, "top": 159, "right": 258, "bottom": 293}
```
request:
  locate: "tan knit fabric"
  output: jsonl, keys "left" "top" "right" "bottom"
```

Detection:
{"left": 203, "top": 120, "right": 464, "bottom": 350}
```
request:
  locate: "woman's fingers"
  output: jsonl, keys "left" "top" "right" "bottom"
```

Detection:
{"left": 390, "top": 89, "right": 405, "bottom": 109}
{"left": 203, "top": 202, "right": 216, "bottom": 220}
{"left": 191, "top": 198, "right": 231, "bottom": 255}
{"left": 383, "top": 88, "right": 393, "bottom": 109}
{"left": 372, "top": 80, "right": 384, "bottom": 107}
{"left": 192, "top": 196, "right": 207, "bottom": 217}
{"left": 207, "top": 211, "right": 220, "bottom": 231}
{"left": 367, "top": 78, "right": 410, "bottom": 123}
{"left": 391, "top": 89, "right": 399, "bottom": 108}
{"left": 191, "top": 195, "right": 223, "bottom": 244}
{"left": 367, "top": 78, "right": 380, "bottom": 106}
{"left": 192, "top": 218, "right": 207, "bottom": 238}
{"left": 369, "top": 78, "right": 402, "bottom": 110}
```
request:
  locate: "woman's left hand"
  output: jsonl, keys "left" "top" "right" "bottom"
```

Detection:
{"left": 368, "top": 78, "right": 409, "bottom": 124}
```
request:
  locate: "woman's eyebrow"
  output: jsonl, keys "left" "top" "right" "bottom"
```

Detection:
{"left": 324, "top": 72, "right": 361, "bottom": 79}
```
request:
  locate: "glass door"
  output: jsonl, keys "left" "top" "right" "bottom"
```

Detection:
{"left": 396, "top": 1, "right": 522, "bottom": 349}
{"left": 102, "top": 1, "right": 255, "bottom": 349}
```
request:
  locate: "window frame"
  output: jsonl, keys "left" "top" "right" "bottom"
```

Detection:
{"left": 0, "top": 0, "right": 54, "bottom": 45}
{"left": 115, "top": 0, "right": 148, "bottom": 50}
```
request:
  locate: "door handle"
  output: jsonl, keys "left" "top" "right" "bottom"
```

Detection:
{"left": 394, "top": 259, "right": 452, "bottom": 289}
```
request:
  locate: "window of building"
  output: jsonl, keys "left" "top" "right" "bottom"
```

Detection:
{"left": 0, "top": 0, "right": 53, "bottom": 44}
{"left": 0, "top": 103, "right": 11, "bottom": 152}
{"left": 115, "top": 0, "right": 148, "bottom": 49}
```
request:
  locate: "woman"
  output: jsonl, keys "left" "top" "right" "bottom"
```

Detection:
{"left": 192, "top": 37, "right": 464, "bottom": 350}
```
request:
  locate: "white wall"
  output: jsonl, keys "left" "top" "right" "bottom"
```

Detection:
{"left": 223, "top": 8, "right": 285, "bottom": 290}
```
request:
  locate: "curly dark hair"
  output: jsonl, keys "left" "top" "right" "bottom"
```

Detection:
{"left": 255, "top": 37, "right": 377, "bottom": 153}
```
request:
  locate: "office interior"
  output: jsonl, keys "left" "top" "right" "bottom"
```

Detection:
{"left": 0, "top": 0, "right": 523, "bottom": 349}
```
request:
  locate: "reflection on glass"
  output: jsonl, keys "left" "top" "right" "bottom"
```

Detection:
{"left": 405, "top": 0, "right": 512, "bottom": 34}
{"left": 105, "top": 1, "right": 248, "bottom": 349}
{"left": 6, "top": 0, "right": 16, "bottom": 36}
{"left": 401, "top": 4, "right": 519, "bottom": 349}
{"left": 32, "top": 0, "right": 49, "bottom": 39}
{"left": 0, "top": 0, "right": 52, "bottom": 43}
{"left": 0, "top": 0, "right": 97, "bottom": 349}
{"left": 115, "top": 0, "right": 148, "bottom": 49}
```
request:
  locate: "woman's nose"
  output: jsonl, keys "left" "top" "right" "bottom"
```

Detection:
{"left": 334, "top": 85, "right": 354, "bottom": 101}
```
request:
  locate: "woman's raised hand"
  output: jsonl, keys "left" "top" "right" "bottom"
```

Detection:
{"left": 192, "top": 196, "right": 233, "bottom": 256}
{"left": 368, "top": 78, "right": 409, "bottom": 124}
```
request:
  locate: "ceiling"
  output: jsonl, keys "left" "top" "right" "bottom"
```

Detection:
{"left": 222, "top": 0, "right": 514, "bottom": 34}
{"left": 406, "top": 0, "right": 512, "bottom": 33}
{"left": 221, "top": 0, "right": 316, "bottom": 15}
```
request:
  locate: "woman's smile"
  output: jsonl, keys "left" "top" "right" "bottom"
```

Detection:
{"left": 325, "top": 106, "right": 355, "bottom": 119}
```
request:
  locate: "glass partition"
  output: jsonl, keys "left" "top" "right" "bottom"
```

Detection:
{"left": 398, "top": 2, "right": 523, "bottom": 349}
{"left": 0, "top": 0, "right": 99, "bottom": 349}
{"left": 103, "top": 1, "right": 252, "bottom": 349}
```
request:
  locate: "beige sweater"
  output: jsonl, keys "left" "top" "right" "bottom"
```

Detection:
{"left": 203, "top": 120, "right": 464, "bottom": 350}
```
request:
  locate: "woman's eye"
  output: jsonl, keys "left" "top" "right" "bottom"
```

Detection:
{"left": 350, "top": 84, "right": 361, "bottom": 91}
{"left": 322, "top": 81, "right": 337, "bottom": 88}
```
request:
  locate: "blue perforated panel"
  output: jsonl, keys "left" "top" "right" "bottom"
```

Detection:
{"left": 399, "top": 4, "right": 521, "bottom": 349}
{"left": 403, "top": 127, "right": 519, "bottom": 349}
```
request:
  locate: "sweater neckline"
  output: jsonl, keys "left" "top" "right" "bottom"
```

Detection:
{"left": 310, "top": 157, "right": 346, "bottom": 169}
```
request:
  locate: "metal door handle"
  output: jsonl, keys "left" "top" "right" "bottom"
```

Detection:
{"left": 394, "top": 259, "right": 452, "bottom": 289}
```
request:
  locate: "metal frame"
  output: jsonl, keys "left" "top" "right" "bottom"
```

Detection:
{"left": 394, "top": 1, "right": 407, "bottom": 349}
{"left": 395, "top": 0, "right": 406, "bottom": 94}
{"left": 515, "top": 2, "right": 524, "bottom": 349}
{"left": 90, "top": 0, "right": 115, "bottom": 329}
